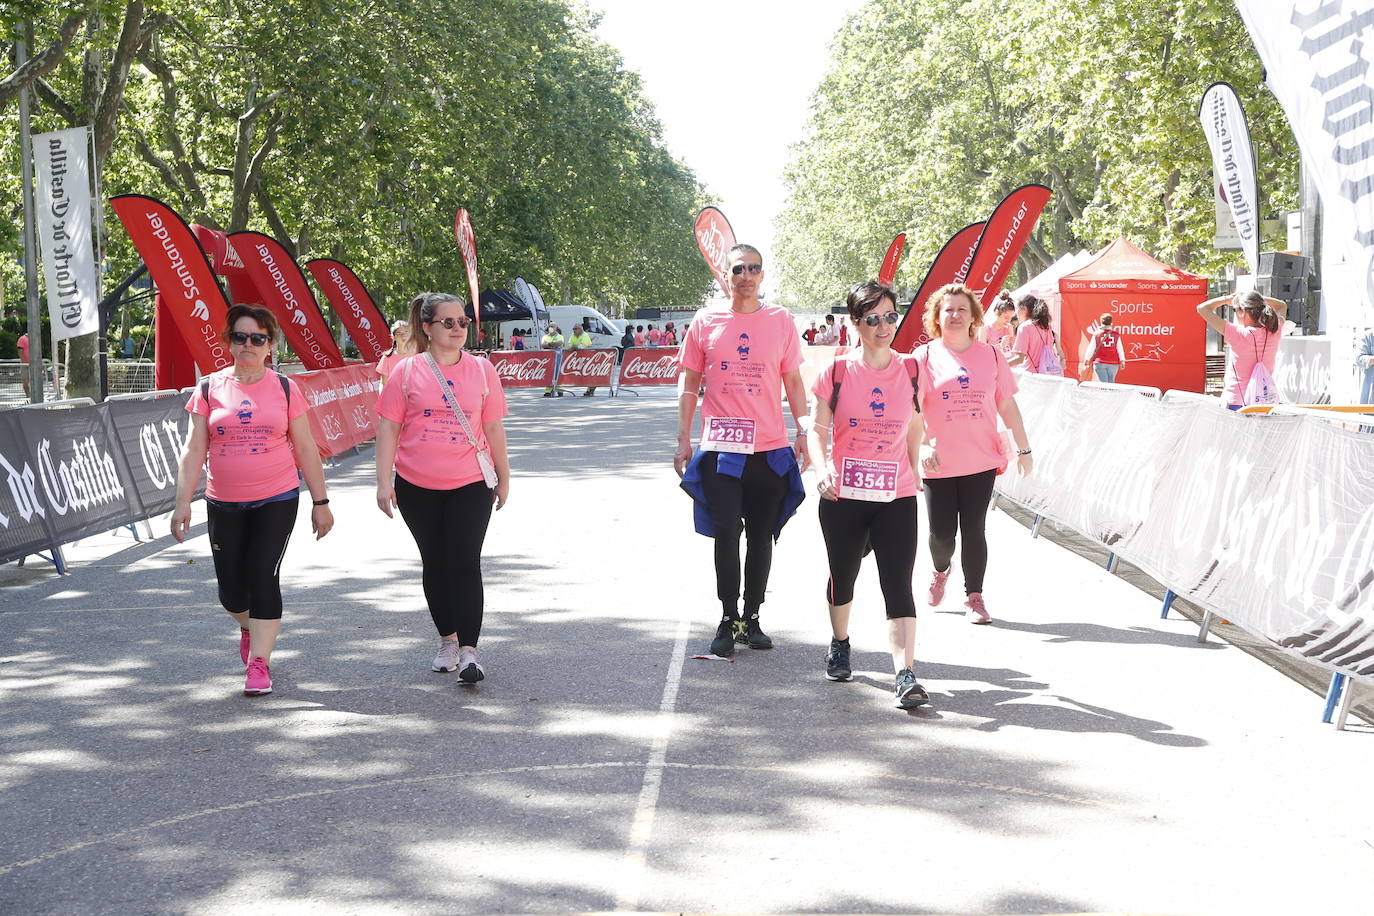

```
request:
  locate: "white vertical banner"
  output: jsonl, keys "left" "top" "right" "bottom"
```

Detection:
{"left": 1200, "top": 81, "right": 1260, "bottom": 275}
{"left": 33, "top": 126, "right": 99, "bottom": 342}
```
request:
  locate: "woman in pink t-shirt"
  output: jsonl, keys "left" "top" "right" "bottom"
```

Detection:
{"left": 376, "top": 320, "right": 415, "bottom": 383}
{"left": 172, "top": 305, "right": 334, "bottom": 697}
{"left": 980, "top": 296, "right": 1015, "bottom": 352}
{"left": 805, "top": 281, "right": 928, "bottom": 708}
{"left": 1009, "top": 295, "right": 1064, "bottom": 374}
{"left": 376, "top": 292, "right": 511, "bottom": 684}
{"left": 1196, "top": 290, "right": 1288, "bottom": 408}
{"left": 916, "top": 284, "right": 1032, "bottom": 624}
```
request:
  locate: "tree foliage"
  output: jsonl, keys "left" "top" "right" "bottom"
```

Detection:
{"left": 775, "top": 0, "right": 1299, "bottom": 310}
{"left": 2, "top": 0, "right": 712, "bottom": 394}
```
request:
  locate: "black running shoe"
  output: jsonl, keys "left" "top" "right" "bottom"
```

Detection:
{"left": 825, "top": 637, "right": 852, "bottom": 681}
{"left": 895, "top": 667, "right": 929, "bottom": 709}
{"left": 744, "top": 615, "right": 772, "bottom": 649}
{"left": 709, "top": 616, "right": 740, "bottom": 657}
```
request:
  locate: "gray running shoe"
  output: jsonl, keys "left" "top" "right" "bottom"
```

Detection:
{"left": 825, "top": 637, "right": 852, "bottom": 681}
{"left": 894, "top": 667, "right": 929, "bottom": 709}
{"left": 458, "top": 647, "right": 486, "bottom": 684}
{"left": 432, "top": 640, "right": 461, "bottom": 672}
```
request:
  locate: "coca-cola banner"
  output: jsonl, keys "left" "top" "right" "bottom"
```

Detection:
{"left": 877, "top": 233, "right": 906, "bottom": 287}
{"left": 488, "top": 350, "right": 555, "bottom": 388}
{"left": 109, "top": 195, "right": 233, "bottom": 375}
{"left": 305, "top": 258, "right": 392, "bottom": 362}
{"left": 618, "top": 348, "right": 682, "bottom": 387}
{"left": 231, "top": 232, "right": 346, "bottom": 370}
{"left": 893, "top": 221, "right": 986, "bottom": 353}
{"left": 694, "top": 206, "right": 737, "bottom": 296}
{"left": 963, "top": 184, "right": 1052, "bottom": 306}
{"left": 556, "top": 349, "right": 617, "bottom": 386}
{"left": 289, "top": 363, "right": 381, "bottom": 459}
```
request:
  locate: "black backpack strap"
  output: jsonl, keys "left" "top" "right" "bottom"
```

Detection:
{"left": 276, "top": 371, "right": 290, "bottom": 407}
{"left": 200, "top": 377, "right": 209, "bottom": 404}
{"left": 907, "top": 355, "right": 920, "bottom": 411}
{"left": 827, "top": 357, "right": 842, "bottom": 412}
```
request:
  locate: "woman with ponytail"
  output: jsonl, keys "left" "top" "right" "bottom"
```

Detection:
{"left": 1196, "top": 290, "right": 1288, "bottom": 409}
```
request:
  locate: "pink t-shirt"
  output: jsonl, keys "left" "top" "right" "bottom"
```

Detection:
{"left": 186, "top": 368, "right": 308, "bottom": 502}
{"left": 17, "top": 334, "right": 29, "bottom": 362}
{"left": 376, "top": 353, "right": 508, "bottom": 490}
{"left": 915, "top": 339, "right": 1018, "bottom": 479}
{"left": 647, "top": 329, "right": 662, "bottom": 346}
{"left": 1222, "top": 322, "right": 1284, "bottom": 406}
{"left": 376, "top": 349, "right": 403, "bottom": 381}
{"left": 984, "top": 323, "right": 1013, "bottom": 351}
{"left": 679, "top": 303, "right": 804, "bottom": 452}
{"left": 1012, "top": 323, "right": 1055, "bottom": 373}
{"left": 811, "top": 352, "right": 919, "bottom": 499}
{"left": 634, "top": 332, "right": 646, "bottom": 347}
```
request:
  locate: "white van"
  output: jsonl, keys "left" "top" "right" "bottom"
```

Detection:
{"left": 496, "top": 305, "right": 624, "bottom": 350}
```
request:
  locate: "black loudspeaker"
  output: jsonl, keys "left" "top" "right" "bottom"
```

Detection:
{"left": 635, "top": 307, "right": 662, "bottom": 320}
{"left": 1256, "top": 275, "right": 1308, "bottom": 300}
{"left": 1258, "top": 251, "right": 1311, "bottom": 278}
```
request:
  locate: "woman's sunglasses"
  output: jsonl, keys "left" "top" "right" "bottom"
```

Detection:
{"left": 429, "top": 316, "right": 471, "bottom": 330}
{"left": 229, "top": 331, "right": 270, "bottom": 346}
{"left": 860, "top": 312, "right": 900, "bottom": 327}
{"left": 730, "top": 263, "right": 763, "bottom": 276}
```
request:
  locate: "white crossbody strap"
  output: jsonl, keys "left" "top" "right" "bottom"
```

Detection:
{"left": 424, "top": 352, "right": 483, "bottom": 449}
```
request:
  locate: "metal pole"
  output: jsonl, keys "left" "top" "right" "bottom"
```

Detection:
{"left": 91, "top": 126, "right": 108, "bottom": 401}
{"left": 17, "top": 26, "right": 46, "bottom": 404}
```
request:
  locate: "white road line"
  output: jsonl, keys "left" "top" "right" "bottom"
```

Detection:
{"left": 613, "top": 613, "right": 692, "bottom": 912}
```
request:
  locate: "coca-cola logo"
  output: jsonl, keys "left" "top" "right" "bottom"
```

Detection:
{"left": 492, "top": 355, "right": 551, "bottom": 382}
{"left": 561, "top": 350, "right": 616, "bottom": 377}
{"left": 621, "top": 352, "right": 680, "bottom": 383}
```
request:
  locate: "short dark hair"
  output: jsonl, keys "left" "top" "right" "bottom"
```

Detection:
{"left": 845, "top": 280, "right": 897, "bottom": 323}
{"left": 223, "top": 304, "right": 280, "bottom": 346}
{"left": 1099, "top": 313, "right": 1113, "bottom": 327}
{"left": 728, "top": 244, "right": 762, "bottom": 264}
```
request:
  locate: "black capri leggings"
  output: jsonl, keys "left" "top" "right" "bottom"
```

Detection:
{"left": 206, "top": 495, "right": 299, "bottom": 620}
{"left": 698, "top": 451, "right": 788, "bottom": 616}
{"left": 923, "top": 469, "right": 997, "bottom": 595}
{"left": 818, "top": 496, "right": 919, "bottom": 619}
{"left": 395, "top": 475, "right": 494, "bottom": 645}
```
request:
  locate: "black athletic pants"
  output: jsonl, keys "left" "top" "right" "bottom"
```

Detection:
{"left": 818, "top": 495, "right": 918, "bottom": 618}
{"left": 699, "top": 451, "right": 788, "bottom": 616}
{"left": 923, "top": 469, "right": 997, "bottom": 595}
{"left": 395, "top": 475, "right": 494, "bottom": 645}
{"left": 206, "top": 495, "right": 299, "bottom": 620}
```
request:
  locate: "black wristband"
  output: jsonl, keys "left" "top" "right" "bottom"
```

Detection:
{"left": 313, "top": 498, "right": 330, "bottom": 506}
{"left": 1016, "top": 448, "right": 1032, "bottom": 456}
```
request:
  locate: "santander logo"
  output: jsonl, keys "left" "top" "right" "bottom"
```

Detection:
{"left": 191, "top": 299, "right": 209, "bottom": 321}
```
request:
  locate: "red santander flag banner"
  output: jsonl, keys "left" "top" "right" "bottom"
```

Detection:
{"left": 453, "top": 209, "right": 481, "bottom": 326}
{"left": 893, "top": 221, "right": 985, "bottom": 353}
{"left": 877, "top": 233, "right": 906, "bottom": 286}
{"left": 193, "top": 224, "right": 268, "bottom": 319}
{"left": 109, "top": 195, "right": 232, "bottom": 373}
{"left": 963, "top": 185, "right": 1052, "bottom": 306}
{"left": 231, "top": 232, "right": 346, "bottom": 370}
{"left": 694, "top": 206, "right": 736, "bottom": 296}
{"left": 557, "top": 349, "right": 617, "bottom": 386}
{"left": 290, "top": 363, "right": 381, "bottom": 458}
{"left": 488, "top": 350, "right": 555, "bottom": 388}
{"left": 305, "top": 258, "right": 392, "bottom": 362}
{"left": 618, "top": 348, "right": 682, "bottom": 387}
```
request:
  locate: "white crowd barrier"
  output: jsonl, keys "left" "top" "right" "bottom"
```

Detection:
{"left": 998, "top": 374, "right": 1374, "bottom": 688}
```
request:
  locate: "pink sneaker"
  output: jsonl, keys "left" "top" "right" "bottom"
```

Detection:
{"left": 965, "top": 593, "right": 991, "bottom": 625}
{"left": 239, "top": 628, "right": 251, "bottom": 666}
{"left": 244, "top": 657, "right": 273, "bottom": 695}
{"left": 928, "top": 568, "right": 951, "bottom": 606}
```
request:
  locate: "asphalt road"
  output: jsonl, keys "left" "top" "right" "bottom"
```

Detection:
{"left": 1, "top": 388, "right": 1371, "bottom": 915}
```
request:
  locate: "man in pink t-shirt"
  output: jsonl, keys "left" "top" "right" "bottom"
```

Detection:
{"left": 676, "top": 244, "right": 809, "bottom": 658}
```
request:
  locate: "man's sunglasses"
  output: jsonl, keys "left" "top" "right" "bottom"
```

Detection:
{"left": 730, "top": 263, "right": 763, "bottom": 276}
{"left": 229, "top": 331, "right": 270, "bottom": 346}
{"left": 429, "top": 316, "right": 472, "bottom": 330}
{"left": 860, "top": 312, "right": 900, "bottom": 327}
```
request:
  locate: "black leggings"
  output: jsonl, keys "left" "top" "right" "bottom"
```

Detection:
{"left": 395, "top": 475, "right": 493, "bottom": 644}
{"left": 819, "top": 496, "right": 918, "bottom": 619}
{"left": 923, "top": 469, "right": 997, "bottom": 595}
{"left": 206, "top": 495, "right": 299, "bottom": 620}
{"left": 699, "top": 451, "right": 788, "bottom": 615}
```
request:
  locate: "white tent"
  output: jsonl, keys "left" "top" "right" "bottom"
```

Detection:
{"left": 1010, "top": 249, "right": 1096, "bottom": 302}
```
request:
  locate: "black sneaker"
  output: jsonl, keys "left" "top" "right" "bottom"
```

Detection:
{"left": 825, "top": 637, "right": 852, "bottom": 681}
{"left": 895, "top": 667, "right": 929, "bottom": 709}
{"left": 709, "top": 616, "right": 741, "bottom": 657}
{"left": 744, "top": 615, "right": 772, "bottom": 649}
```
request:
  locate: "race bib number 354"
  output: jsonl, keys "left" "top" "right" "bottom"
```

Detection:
{"left": 838, "top": 457, "right": 898, "bottom": 502}
{"left": 702, "top": 416, "right": 757, "bottom": 454}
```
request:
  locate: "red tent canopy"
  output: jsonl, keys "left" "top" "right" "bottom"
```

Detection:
{"left": 1057, "top": 238, "right": 1208, "bottom": 393}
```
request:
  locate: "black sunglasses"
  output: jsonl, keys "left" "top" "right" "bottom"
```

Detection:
{"left": 860, "top": 312, "right": 900, "bottom": 327}
{"left": 229, "top": 331, "right": 270, "bottom": 346}
{"left": 429, "top": 316, "right": 471, "bottom": 330}
{"left": 730, "top": 263, "right": 763, "bottom": 276}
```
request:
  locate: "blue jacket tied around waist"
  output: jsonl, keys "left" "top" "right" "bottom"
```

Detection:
{"left": 679, "top": 446, "right": 806, "bottom": 540}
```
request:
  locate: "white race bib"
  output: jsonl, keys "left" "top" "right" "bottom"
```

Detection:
{"left": 838, "top": 456, "right": 898, "bottom": 502}
{"left": 702, "top": 416, "right": 757, "bottom": 454}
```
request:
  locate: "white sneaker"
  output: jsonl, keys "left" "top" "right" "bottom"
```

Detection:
{"left": 432, "top": 640, "right": 461, "bottom": 672}
{"left": 458, "top": 646, "right": 486, "bottom": 684}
